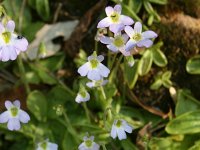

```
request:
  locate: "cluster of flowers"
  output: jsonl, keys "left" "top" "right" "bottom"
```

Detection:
{"left": 0, "top": 20, "right": 58, "bottom": 150}
{"left": 76, "top": 4, "right": 147, "bottom": 150}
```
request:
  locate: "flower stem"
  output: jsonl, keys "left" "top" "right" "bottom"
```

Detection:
{"left": 17, "top": 55, "right": 30, "bottom": 94}
{"left": 102, "top": 144, "right": 107, "bottom": 150}
{"left": 83, "top": 103, "right": 91, "bottom": 123}
{"left": 63, "top": 111, "right": 80, "bottom": 143}
{"left": 94, "top": 40, "right": 98, "bottom": 53}
{"left": 100, "top": 86, "right": 106, "bottom": 100}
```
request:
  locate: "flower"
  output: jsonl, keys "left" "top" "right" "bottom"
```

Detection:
{"left": 125, "top": 22, "right": 157, "bottom": 51}
{"left": 78, "top": 52, "right": 110, "bottom": 81}
{"left": 100, "top": 33, "right": 132, "bottom": 56}
{"left": 95, "top": 28, "right": 107, "bottom": 41}
{"left": 37, "top": 140, "right": 58, "bottom": 150}
{"left": 97, "top": 4, "right": 134, "bottom": 33}
{"left": 78, "top": 135, "right": 100, "bottom": 150}
{"left": 75, "top": 90, "right": 90, "bottom": 103}
{"left": 86, "top": 78, "right": 108, "bottom": 88}
{"left": 110, "top": 119, "right": 133, "bottom": 140}
{"left": 0, "top": 100, "right": 30, "bottom": 131}
{"left": 0, "top": 20, "right": 28, "bottom": 61}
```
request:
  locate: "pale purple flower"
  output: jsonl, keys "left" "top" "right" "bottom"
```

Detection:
{"left": 95, "top": 28, "right": 107, "bottom": 42}
{"left": 0, "top": 100, "right": 30, "bottom": 131}
{"left": 125, "top": 22, "right": 157, "bottom": 51}
{"left": 0, "top": 20, "right": 28, "bottom": 61}
{"left": 75, "top": 90, "right": 90, "bottom": 103}
{"left": 100, "top": 33, "right": 132, "bottom": 56}
{"left": 78, "top": 135, "right": 100, "bottom": 150}
{"left": 111, "top": 119, "right": 133, "bottom": 140}
{"left": 86, "top": 78, "right": 108, "bottom": 88}
{"left": 97, "top": 4, "right": 134, "bottom": 33}
{"left": 78, "top": 52, "right": 110, "bottom": 81}
{"left": 37, "top": 140, "right": 58, "bottom": 150}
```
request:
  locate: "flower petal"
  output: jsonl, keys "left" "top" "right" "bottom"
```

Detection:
{"left": 122, "top": 33, "right": 129, "bottom": 43}
{"left": 125, "top": 40, "right": 137, "bottom": 51}
{"left": 142, "top": 30, "right": 158, "bottom": 39}
{"left": 137, "top": 39, "right": 153, "bottom": 48}
{"left": 78, "top": 62, "right": 90, "bottom": 76}
{"left": 105, "top": 6, "right": 114, "bottom": 16}
{"left": 124, "top": 26, "right": 134, "bottom": 38}
{"left": 117, "top": 128, "right": 127, "bottom": 140}
{"left": 13, "top": 100, "right": 20, "bottom": 108}
{"left": 19, "top": 110, "right": 30, "bottom": 123}
{"left": 93, "top": 143, "right": 100, "bottom": 150}
{"left": 1, "top": 47, "right": 11, "bottom": 62}
{"left": 119, "top": 48, "right": 131, "bottom": 56}
{"left": 7, "top": 118, "right": 21, "bottom": 131}
{"left": 107, "top": 44, "right": 118, "bottom": 52}
{"left": 109, "top": 23, "right": 124, "bottom": 33}
{"left": 5, "top": 100, "right": 13, "bottom": 109}
{"left": 99, "top": 36, "right": 112, "bottom": 45}
{"left": 14, "top": 37, "right": 28, "bottom": 52}
{"left": 86, "top": 81, "right": 95, "bottom": 88}
{"left": 48, "top": 142, "right": 58, "bottom": 150}
{"left": 0, "top": 111, "right": 10, "bottom": 123}
{"left": 78, "top": 143, "right": 85, "bottom": 149}
{"left": 75, "top": 94, "right": 82, "bottom": 103}
{"left": 120, "top": 15, "right": 134, "bottom": 25}
{"left": 134, "top": 22, "right": 142, "bottom": 33}
{"left": 98, "top": 63, "right": 110, "bottom": 78}
{"left": 97, "top": 55, "right": 104, "bottom": 62}
{"left": 124, "top": 124, "right": 133, "bottom": 133}
{"left": 6, "top": 20, "right": 15, "bottom": 32}
{"left": 87, "top": 69, "right": 101, "bottom": 80}
{"left": 8, "top": 46, "right": 18, "bottom": 61}
{"left": 114, "top": 4, "right": 122, "bottom": 14}
{"left": 97, "top": 17, "right": 111, "bottom": 28}
{"left": 111, "top": 125, "right": 117, "bottom": 139}
{"left": 0, "top": 23, "right": 4, "bottom": 33}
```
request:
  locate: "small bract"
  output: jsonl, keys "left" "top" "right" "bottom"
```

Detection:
{"left": 75, "top": 90, "right": 90, "bottom": 103}
{"left": 125, "top": 22, "right": 157, "bottom": 51}
{"left": 37, "top": 140, "right": 58, "bottom": 150}
{"left": 78, "top": 52, "right": 110, "bottom": 81}
{"left": 0, "top": 100, "right": 30, "bottom": 131}
{"left": 111, "top": 119, "right": 133, "bottom": 140}
{"left": 78, "top": 135, "right": 100, "bottom": 150}
{"left": 0, "top": 20, "right": 28, "bottom": 61}
{"left": 97, "top": 4, "right": 134, "bottom": 33}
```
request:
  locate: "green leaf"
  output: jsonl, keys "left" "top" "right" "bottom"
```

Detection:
{"left": 122, "top": 4, "right": 142, "bottom": 22}
{"left": 62, "top": 131, "right": 77, "bottom": 150}
{"left": 152, "top": 48, "right": 168, "bottom": 67}
{"left": 27, "top": 90, "right": 47, "bottom": 121}
{"left": 189, "top": 140, "right": 200, "bottom": 150}
{"left": 149, "top": 0, "right": 168, "bottom": 5}
{"left": 186, "top": 55, "right": 200, "bottom": 74}
{"left": 128, "top": 0, "right": 142, "bottom": 13}
{"left": 121, "top": 139, "right": 138, "bottom": 150}
{"left": 175, "top": 90, "right": 200, "bottom": 116}
{"left": 138, "top": 50, "right": 153, "bottom": 76}
{"left": 162, "top": 79, "right": 172, "bottom": 88}
{"left": 166, "top": 110, "right": 200, "bottom": 134}
{"left": 36, "top": 0, "right": 50, "bottom": 20}
{"left": 150, "top": 79, "right": 162, "bottom": 90}
{"left": 25, "top": 71, "right": 40, "bottom": 84}
{"left": 162, "top": 71, "right": 172, "bottom": 80}
{"left": 124, "top": 60, "right": 139, "bottom": 89}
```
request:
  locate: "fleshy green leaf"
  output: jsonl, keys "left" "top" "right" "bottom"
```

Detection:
{"left": 121, "top": 139, "right": 138, "bottom": 150}
{"left": 152, "top": 48, "right": 168, "bottom": 67}
{"left": 138, "top": 50, "right": 153, "bottom": 76}
{"left": 128, "top": 0, "right": 142, "bottom": 13}
{"left": 166, "top": 110, "right": 200, "bottom": 134}
{"left": 150, "top": 79, "right": 162, "bottom": 90}
{"left": 124, "top": 60, "right": 139, "bottom": 89}
{"left": 149, "top": 0, "right": 168, "bottom": 5}
{"left": 27, "top": 90, "right": 47, "bottom": 121}
{"left": 36, "top": 0, "right": 50, "bottom": 20}
{"left": 186, "top": 55, "right": 200, "bottom": 74}
{"left": 175, "top": 90, "right": 200, "bottom": 116}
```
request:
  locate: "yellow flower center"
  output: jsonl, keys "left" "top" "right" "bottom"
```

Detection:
{"left": 116, "top": 120, "right": 122, "bottom": 128}
{"left": 79, "top": 91, "right": 87, "bottom": 98}
{"left": 10, "top": 107, "right": 18, "bottom": 117}
{"left": 89, "top": 59, "right": 99, "bottom": 69}
{"left": 110, "top": 12, "right": 120, "bottom": 23}
{"left": 132, "top": 33, "right": 142, "bottom": 41}
{"left": 85, "top": 140, "right": 92, "bottom": 147}
{"left": 2, "top": 32, "right": 11, "bottom": 43}
{"left": 113, "top": 36, "right": 124, "bottom": 47}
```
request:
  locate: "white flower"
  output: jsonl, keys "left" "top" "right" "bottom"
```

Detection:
{"left": 111, "top": 119, "right": 133, "bottom": 140}
{"left": 0, "top": 100, "right": 30, "bottom": 131}
{"left": 75, "top": 90, "right": 90, "bottom": 103}
{"left": 97, "top": 4, "right": 134, "bottom": 33}
{"left": 78, "top": 52, "right": 110, "bottom": 81}
{"left": 78, "top": 135, "right": 100, "bottom": 150}
{"left": 86, "top": 78, "right": 108, "bottom": 88}
{"left": 0, "top": 20, "right": 28, "bottom": 61}
{"left": 37, "top": 140, "right": 58, "bottom": 150}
